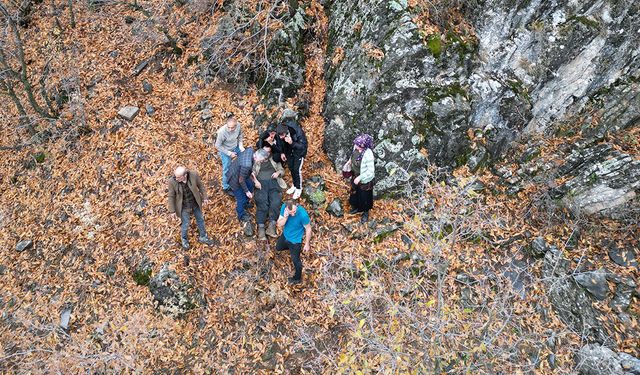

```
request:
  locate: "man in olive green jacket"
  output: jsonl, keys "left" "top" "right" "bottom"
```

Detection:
{"left": 168, "top": 166, "right": 214, "bottom": 249}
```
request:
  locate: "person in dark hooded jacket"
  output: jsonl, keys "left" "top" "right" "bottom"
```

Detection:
{"left": 276, "top": 118, "right": 308, "bottom": 199}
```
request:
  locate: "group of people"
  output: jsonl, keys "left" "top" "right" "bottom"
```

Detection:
{"left": 167, "top": 112, "right": 375, "bottom": 284}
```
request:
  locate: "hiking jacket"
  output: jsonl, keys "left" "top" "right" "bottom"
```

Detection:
{"left": 167, "top": 170, "right": 207, "bottom": 214}
{"left": 281, "top": 119, "right": 308, "bottom": 158}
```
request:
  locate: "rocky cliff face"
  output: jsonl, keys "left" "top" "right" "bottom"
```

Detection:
{"left": 322, "top": 0, "right": 639, "bottom": 195}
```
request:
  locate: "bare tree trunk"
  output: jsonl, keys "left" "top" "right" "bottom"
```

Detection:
{"left": 0, "top": 77, "right": 28, "bottom": 118}
{"left": 0, "top": 2, "right": 55, "bottom": 119}
{"left": 39, "top": 59, "right": 58, "bottom": 117}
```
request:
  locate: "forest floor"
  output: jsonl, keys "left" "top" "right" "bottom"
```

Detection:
{"left": 0, "top": 0, "right": 638, "bottom": 373}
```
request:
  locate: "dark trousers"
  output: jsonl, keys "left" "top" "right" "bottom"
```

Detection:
{"left": 276, "top": 235, "right": 302, "bottom": 280}
{"left": 232, "top": 179, "right": 254, "bottom": 221}
{"left": 180, "top": 205, "right": 207, "bottom": 240}
{"left": 286, "top": 156, "right": 304, "bottom": 189}
{"left": 255, "top": 179, "right": 282, "bottom": 224}
{"left": 349, "top": 180, "right": 374, "bottom": 212}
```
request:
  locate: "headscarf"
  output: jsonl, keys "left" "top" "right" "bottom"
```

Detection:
{"left": 353, "top": 134, "right": 374, "bottom": 161}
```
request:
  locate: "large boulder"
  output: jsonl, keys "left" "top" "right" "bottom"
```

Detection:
{"left": 201, "top": 2, "right": 306, "bottom": 105}
{"left": 550, "top": 143, "right": 640, "bottom": 216}
{"left": 575, "top": 344, "right": 623, "bottom": 375}
{"left": 542, "top": 247, "right": 608, "bottom": 343}
{"left": 575, "top": 344, "right": 640, "bottom": 375}
{"left": 322, "top": 0, "right": 639, "bottom": 194}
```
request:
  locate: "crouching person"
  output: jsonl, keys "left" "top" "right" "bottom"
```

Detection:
{"left": 167, "top": 166, "right": 215, "bottom": 249}
{"left": 276, "top": 200, "right": 311, "bottom": 284}
{"left": 252, "top": 148, "right": 286, "bottom": 240}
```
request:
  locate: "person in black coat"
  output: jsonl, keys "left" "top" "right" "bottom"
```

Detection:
{"left": 276, "top": 118, "right": 308, "bottom": 199}
{"left": 255, "top": 123, "right": 284, "bottom": 163}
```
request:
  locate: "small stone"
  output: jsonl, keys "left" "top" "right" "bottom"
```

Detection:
{"left": 16, "top": 240, "right": 33, "bottom": 252}
{"left": 124, "top": 15, "right": 135, "bottom": 24}
{"left": 374, "top": 225, "right": 400, "bottom": 243}
{"left": 132, "top": 59, "right": 149, "bottom": 76}
{"left": 145, "top": 104, "right": 155, "bottom": 116}
{"left": 528, "top": 237, "right": 549, "bottom": 258}
{"left": 325, "top": 199, "right": 343, "bottom": 217}
{"left": 401, "top": 234, "right": 413, "bottom": 248}
{"left": 109, "top": 50, "right": 119, "bottom": 58}
{"left": 392, "top": 252, "right": 410, "bottom": 264}
{"left": 196, "top": 99, "right": 209, "bottom": 110}
{"left": 467, "top": 147, "right": 488, "bottom": 172}
{"left": 341, "top": 222, "right": 353, "bottom": 234}
{"left": 608, "top": 246, "right": 638, "bottom": 268}
{"left": 566, "top": 228, "right": 580, "bottom": 250}
{"left": 547, "top": 353, "right": 556, "bottom": 369}
{"left": 573, "top": 269, "right": 610, "bottom": 301}
{"left": 0, "top": 264, "right": 6, "bottom": 275}
{"left": 610, "top": 278, "right": 636, "bottom": 311}
{"left": 60, "top": 306, "right": 72, "bottom": 330}
{"left": 142, "top": 80, "right": 153, "bottom": 94}
{"left": 201, "top": 108, "right": 213, "bottom": 121}
{"left": 118, "top": 106, "right": 139, "bottom": 121}
{"left": 466, "top": 180, "right": 486, "bottom": 194}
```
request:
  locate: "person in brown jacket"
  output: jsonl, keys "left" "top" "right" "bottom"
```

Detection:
{"left": 168, "top": 166, "right": 214, "bottom": 249}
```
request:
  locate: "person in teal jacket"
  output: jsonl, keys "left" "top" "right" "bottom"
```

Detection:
{"left": 276, "top": 200, "right": 312, "bottom": 284}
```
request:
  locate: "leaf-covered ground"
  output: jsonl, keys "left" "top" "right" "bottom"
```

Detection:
{"left": 0, "top": 1, "right": 638, "bottom": 373}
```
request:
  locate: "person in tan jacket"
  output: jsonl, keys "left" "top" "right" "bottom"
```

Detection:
{"left": 168, "top": 166, "right": 214, "bottom": 249}
{"left": 252, "top": 148, "right": 287, "bottom": 240}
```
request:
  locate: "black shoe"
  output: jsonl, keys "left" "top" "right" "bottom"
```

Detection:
{"left": 288, "top": 277, "right": 302, "bottom": 285}
{"left": 360, "top": 211, "right": 369, "bottom": 223}
{"left": 349, "top": 208, "right": 361, "bottom": 215}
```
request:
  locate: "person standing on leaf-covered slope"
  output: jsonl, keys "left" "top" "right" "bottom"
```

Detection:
{"left": 252, "top": 148, "right": 287, "bottom": 240}
{"left": 226, "top": 147, "right": 255, "bottom": 236}
{"left": 276, "top": 199, "right": 312, "bottom": 285}
{"left": 276, "top": 118, "right": 308, "bottom": 200}
{"left": 167, "top": 167, "right": 215, "bottom": 249}
{"left": 343, "top": 134, "right": 375, "bottom": 223}
{"left": 215, "top": 112, "right": 244, "bottom": 195}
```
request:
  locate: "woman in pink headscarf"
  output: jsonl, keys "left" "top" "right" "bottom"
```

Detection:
{"left": 342, "top": 134, "right": 375, "bottom": 223}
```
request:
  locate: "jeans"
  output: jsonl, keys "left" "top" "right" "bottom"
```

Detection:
{"left": 255, "top": 179, "right": 282, "bottom": 224}
{"left": 232, "top": 179, "right": 254, "bottom": 221}
{"left": 220, "top": 146, "right": 241, "bottom": 190}
{"left": 180, "top": 205, "right": 207, "bottom": 240}
{"left": 286, "top": 156, "right": 304, "bottom": 189}
{"left": 276, "top": 235, "right": 302, "bottom": 280}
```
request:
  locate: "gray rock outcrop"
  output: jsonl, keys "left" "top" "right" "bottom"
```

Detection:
{"left": 550, "top": 143, "right": 640, "bottom": 216}
{"left": 542, "top": 246, "right": 608, "bottom": 343}
{"left": 575, "top": 344, "right": 640, "bottom": 375}
{"left": 322, "top": 0, "right": 639, "bottom": 194}
{"left": 201, "top": 3, "right": 306, "bottom": 105}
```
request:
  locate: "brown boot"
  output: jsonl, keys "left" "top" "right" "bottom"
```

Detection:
{"left": 266, "top": 220, "right": 277, "bottom": 238}
{"left": 257, "top": 224, "right": 266, "bottom": 240}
